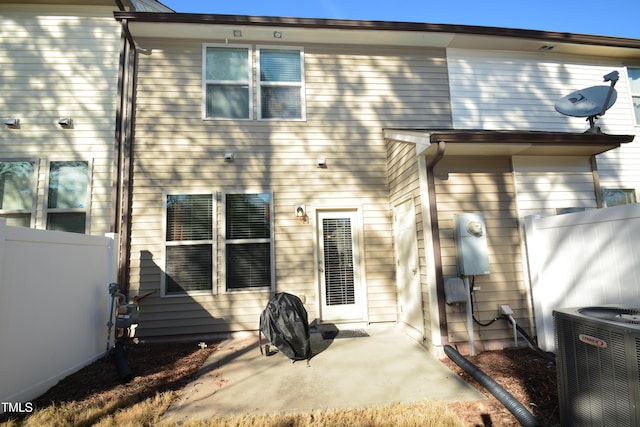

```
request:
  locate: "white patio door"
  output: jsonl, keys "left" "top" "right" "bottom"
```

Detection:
{"left": 393, "top": 198, "right": 424, "bottom": 338}
{"left": 317, "top": 210, "right": 364, "bottom": 322}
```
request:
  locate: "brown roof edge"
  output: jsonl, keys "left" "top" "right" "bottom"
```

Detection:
{"left": 423, "top": 130, "right": 636, "bottom": 145}
{"left": 112, "top": 12, "right": 640, "bottom": 49}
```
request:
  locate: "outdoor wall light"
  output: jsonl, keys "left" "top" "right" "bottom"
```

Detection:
{"left": 233, "top": 30, "right": 242, "bottom": 37}
{"left": 224, "top": 152, "right": 234, "bottom": 162}
{"left": 317, "top": 158, "right": 327, "bottom": 168}
{"left": 4, "top": 118, "right": 19, "bottom": 128}
{"left": 273, "top": 31, "right": 282, "bottom": 39}
{"left": 295, "top": 205, "right": 308, "bottom": 223}
{"left": 58, "top": 117, "right": 72, "bottom": 127}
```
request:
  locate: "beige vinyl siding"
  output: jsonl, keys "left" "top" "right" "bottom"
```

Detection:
{"left": 387, "top": 140, "right": 434, "bottom": 342}
{"left": 433, "top": 156, "right": 527, "bottom": 344}
{"left": 447, "top": 48, "right": 640, "bottom": 208}
{"left": 0, "top": 5, "right": 121, "bottom": 235}
{"left": 129, "top": 39, "right": 450, "bottom": 336}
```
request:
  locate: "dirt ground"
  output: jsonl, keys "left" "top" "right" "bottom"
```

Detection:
{"left": 1, "top": 339, "right": 559, "bottom": 427}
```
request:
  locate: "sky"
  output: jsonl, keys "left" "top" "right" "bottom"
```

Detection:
{"left": 159, "top": 0, "right": 640, "bottom": 39}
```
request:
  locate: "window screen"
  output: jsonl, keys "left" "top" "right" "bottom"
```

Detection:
{"left": 46, "top": 161, "right": 89, "bottom": 233}
{"left": 258, "top": 48, "right": 304, "bottom": 120}
{"left": 204, "top": 46, "right": 251, "bottom": 119}
{"left": 225, "top": 193, "right": 273, "bottom": 290}
{"left": 0, "top": 161, "right": 35, "bottom": 227}
{"left": 164, "top": 194, "right": 214, "bottom": 294}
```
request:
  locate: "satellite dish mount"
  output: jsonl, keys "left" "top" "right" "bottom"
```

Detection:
{"left": 554, "top": 71, "right": 620, "bottom": 134}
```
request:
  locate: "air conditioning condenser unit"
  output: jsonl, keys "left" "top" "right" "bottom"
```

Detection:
{"left": 554, "top": 306, "right": 640, "bottom": 427}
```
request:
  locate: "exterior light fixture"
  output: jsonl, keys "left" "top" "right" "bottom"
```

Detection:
{"left": 4, "top": 118, "right": 19, "bottom": 128}
{"left": 539, "top": 45, "right": 555, "bottom": 51}
{"left": 273, "top": 31, "right": 282, "bottom": 39}
{"left": 233, "top": 30, "right": 242, "bottom": 37}
{"left": 295, "top": 205, "right": 307, "bottom": 222}
{"left": 317, "top": 158, "right": 327, "bottom": 168}
{"left": 224, "top": 152, "right": 234, "bottom": 162}
{"left": 58, "top": 117, "right": 72, "bottom": 127}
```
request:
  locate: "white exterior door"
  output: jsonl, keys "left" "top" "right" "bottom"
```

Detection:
{"left": 393, "top": 198, "right": 424, "bottom": 338}
{"left": 317, "top": 210, "right": 364, "bottom": 322}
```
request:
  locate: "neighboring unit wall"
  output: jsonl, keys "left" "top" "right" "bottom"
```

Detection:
{"left": 129, "top": 40, "right": 451, "bottom": 336}
{"left": 447, "top": 48, "right": 640, "bottom": 208}
{"left": 0, "top": 5, "right": 121, "bottom": 235}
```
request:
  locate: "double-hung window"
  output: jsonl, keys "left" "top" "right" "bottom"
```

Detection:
{"left": 258, "top": 47, "right": 305, "bottom": 120}
{"left": 164, "top": 193, "right": 215, "bottom": 295}
{"left": 224, "top": 192, "right": 274, "bottom": 291}
{"left": 628, "top": 67, "right": 640, "bottom": 125}
{"left": 203, "top": 45, "right": 252, "bottom": 119}
{"left": 46, "top": 161, "right": 90, "bottom": 233}
{"left": 0, "top": 160, "right": 36, "bottom": 227}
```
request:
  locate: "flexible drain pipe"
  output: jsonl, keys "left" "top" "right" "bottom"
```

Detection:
{"left": 444, "top": 345, "right": 540, "bottom": 427}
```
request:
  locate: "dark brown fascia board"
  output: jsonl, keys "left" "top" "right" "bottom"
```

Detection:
{"left": 113, "top": 11, "right": 640, "bottom": 50}
{"left": 422, "top": 130, "right": 636, "bottom": 145}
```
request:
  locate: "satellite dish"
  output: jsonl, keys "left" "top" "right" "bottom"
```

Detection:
{"left": 554, "top": 71, "right": 619, "bottom": 133}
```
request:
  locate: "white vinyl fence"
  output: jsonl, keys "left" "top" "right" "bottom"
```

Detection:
{"left": 0, "top": 219, "right": 117, "bottom": 410}
{"left": 524, "top": 204, "right": 640, "bottom": 352}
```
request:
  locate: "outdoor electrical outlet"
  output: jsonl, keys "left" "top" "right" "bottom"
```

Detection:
{"left": 499, "top": 304, "right": 513, "bottom": 316}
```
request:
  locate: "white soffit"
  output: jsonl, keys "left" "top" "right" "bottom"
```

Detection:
{"left": 127, "top": 22, "right": 456, "bottom": 47}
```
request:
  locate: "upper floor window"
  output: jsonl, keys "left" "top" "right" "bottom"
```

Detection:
{"left": 203, "top": 44, "right": 305, "bottom": 121}
{"left": 629, "top": 67, "right": 640, "bottom": 125}
{"left": 203, "top": 45, "right": 252, "bottom": 119}
{"left": 46, "top": 161, "right": 90, "bottom": 233}
{"left": 0, "top": 160, "right": 36, "bottom": 227}
{"left": 257, "top": 47, "right": 305, "bottom": 120}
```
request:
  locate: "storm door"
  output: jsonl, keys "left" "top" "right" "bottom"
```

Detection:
{"left": 317, "top": 210, "right": 364, "bottom": 322}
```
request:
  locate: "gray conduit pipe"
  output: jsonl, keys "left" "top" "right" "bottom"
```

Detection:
{"left": 444, "top": 345, "right": 540, "bottom": 427}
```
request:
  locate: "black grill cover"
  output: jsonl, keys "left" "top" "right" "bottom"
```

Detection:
{"left": 259, "top": 292, "right": 311, "bottom": 361}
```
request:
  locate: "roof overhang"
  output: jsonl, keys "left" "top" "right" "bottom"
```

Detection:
{"left": 383, "top": 129, "right": 635, "bottom": 157}
{"left": 113, "top": 12, "right": 640, "bottom": 59}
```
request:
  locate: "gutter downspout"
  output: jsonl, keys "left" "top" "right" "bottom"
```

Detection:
{"left": 116, "top": 18, "right": 138, "bottom": 293}
{"left": 425, "top": 141, "right": 448, "bottom": 346}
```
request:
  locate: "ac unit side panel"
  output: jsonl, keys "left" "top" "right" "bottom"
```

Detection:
{"left": 555, "top": 310, "right": 640, "bottom": 427}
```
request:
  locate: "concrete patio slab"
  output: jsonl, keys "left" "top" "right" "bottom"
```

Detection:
{"left": 161, "top": 326, "right": 484, "bottom": 423}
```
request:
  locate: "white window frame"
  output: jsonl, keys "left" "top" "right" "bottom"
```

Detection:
{"left": 256, "top": 45, "right": 306, "bottom": 121}
{"left": 0, "top": 158, "right": 38, "bottom": 228}
{"left": 202, "top": 43, "right": 253, "bottom": 120}
{"left": 602, "top": 187, "right": 638, "bottom": 207}
{"left": 221, "top": 190, "right": 275, "bottom": 293}
{"left": 627, "top": 66, "right": 640, "bottom": 126}
{"left": 161, "top": 190, "right": 217, "bottom": 297}
{"left": 44, "top": 159, "right": 92, "bottom": 234}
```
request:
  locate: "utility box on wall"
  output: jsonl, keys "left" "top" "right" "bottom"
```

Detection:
{"left": 454, "top": 213, "right": 490, "bottom": 276}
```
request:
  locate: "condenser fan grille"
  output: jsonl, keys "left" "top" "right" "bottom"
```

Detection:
{"left": 578, "top": 306, "right": 640, "bottom": 325}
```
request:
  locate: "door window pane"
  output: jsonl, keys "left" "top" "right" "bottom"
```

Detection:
{"left": 322, "top": 218, "right": 355, "bottom": 305}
